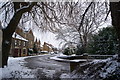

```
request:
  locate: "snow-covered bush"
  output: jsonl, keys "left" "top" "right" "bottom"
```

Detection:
{"left": 71, "top": 55, "right": 120, "bottom": 80}
{"left": 88, "top": 26, "right": 119, "bottom": 55}
{"left": 63, "top": 47, "right": 75, "bottom": 55}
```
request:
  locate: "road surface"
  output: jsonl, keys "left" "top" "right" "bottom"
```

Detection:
{"left": 24, "top": 54, "right": 70, "bottom": 79}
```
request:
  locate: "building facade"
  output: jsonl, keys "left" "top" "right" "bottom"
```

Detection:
{"left": 15, "top": 27, "right": 34, "bottom": 49}
{"left": 10, "top": 27, "right": 41, "bottom": 56}
{"left": 10, "top": 33, "right": 28, "bottom": 57}
{"left": 42, "top": 42, "right": 53, "bottom": 52}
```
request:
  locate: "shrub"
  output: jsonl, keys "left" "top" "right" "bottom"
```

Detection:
{"left": 87, "top": 26, "right": 119, "bottom": 55}
{"left": 63, "top": 47, "right": 74, "bottom": 55}
{"left": 75, "top": 45, "right": 86, "bottom": 55}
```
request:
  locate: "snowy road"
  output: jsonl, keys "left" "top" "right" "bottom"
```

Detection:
{"left": 24, "top": 54, "right": 70, "bottom": 79}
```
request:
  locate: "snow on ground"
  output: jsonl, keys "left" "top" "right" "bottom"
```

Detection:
{"left": 0, "top": 54, "right": 49, "bottom": 79}
{"left": 42, "top": 69, "right": 56, "bottom": 78}
{"left": 50, "top": 53, "right": 69, "bottom": 62}
{"left": 0, "top": 57, "right": 34, "bottom": 79}
{"left": 99, "top": 55, "right": 119, "bottom": 78}
{"left": 1, "top": 53, "right": 118, "bottom": 79}
{"left": 50, "top": 53, "right": 87, "bottom": 62}
{"left": 50, "top": 56, "right": 88, "bottom": 62}
{"left": 51, "top": 54, "right": 120, "bottom": 79}
{"left": 50, "top": 56, "right": 65, "bottom": 61}
{"left": 60, "top": 73, "right": 71, "bottom": 78}
{"left": 70, "top": 54, "right": 120, "bottom": 80}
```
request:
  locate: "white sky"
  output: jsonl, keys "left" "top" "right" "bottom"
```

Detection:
{"left": 32, "top": 28, "right": 62, "bottom": 48}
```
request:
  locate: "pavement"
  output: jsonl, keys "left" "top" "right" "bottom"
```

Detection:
{"left": 24, "top": 54, "right": 70, "bottom": 79}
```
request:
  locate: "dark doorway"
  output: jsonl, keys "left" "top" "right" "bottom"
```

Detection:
{"left": 13, "top": 48, "right": 19, "bottom": 57}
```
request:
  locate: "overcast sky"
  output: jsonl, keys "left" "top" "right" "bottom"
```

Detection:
{"left": 32, "top": 27, "right": 62, "bottom": 48}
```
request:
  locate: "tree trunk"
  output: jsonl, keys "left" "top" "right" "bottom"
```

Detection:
{"left": 2, "top": 31, "right": 12, "bottom": 67}
{"left": 0, "top": 30, "right": 2, "bottom": 68}
{"left": 110, "top": 2, "right": 120, "bottom": 61}
{"left": 1, "top": 2, "right": 36, "bottom": 68}
{"left": 2, "top": 12, "right": 23, "bottom": 67}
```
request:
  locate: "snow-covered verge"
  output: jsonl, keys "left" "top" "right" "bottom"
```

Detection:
{"left": 0, "top": 57, "right": 35, "bottom": 79}
{"left": 0, "top": 55, "right": 45, "bottom": 79}
{"left": 71, "top": 55, "right": 120, "bottom": 80}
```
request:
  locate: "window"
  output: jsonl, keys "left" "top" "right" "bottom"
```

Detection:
{"left": 15, "top": 40, "right": 17, "bottom": 46}
{"left": 31, "top": 41, "right": 32, "bottom": 44}
{"left": 23, "top": 49, "right": 26, "bottom": 54}
{"left": 19, "top": 41, "right": 21, "bottom": 46}
{"left": 23, "top": 42, "right": 26, "bottom": 46}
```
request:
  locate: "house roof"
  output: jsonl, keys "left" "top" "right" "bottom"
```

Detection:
{"left": 12, "top": 32, "right": 28, "bottom": 41}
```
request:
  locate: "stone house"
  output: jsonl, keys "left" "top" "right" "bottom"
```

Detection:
{"left": 10, "top": 27, "right": 35, "bottom": 57}
{"left": 15, "top": 27, "right": 34, "bottom": 50}
{"left": 10, "top": 27, "right": 42, "bottom": 56}
{"left": 10, "top": 33, "right": 28, "bottom": 57}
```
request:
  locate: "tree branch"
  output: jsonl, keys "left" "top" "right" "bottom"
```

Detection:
{"left": 78, "top": 2, "right": 93, "bottom": 31}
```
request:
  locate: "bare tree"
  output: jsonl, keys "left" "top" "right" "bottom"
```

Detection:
{"left": 55, "top": 1, "right": 109, "bottom": 50}
{"left": 0, "top": 0, "right": 111, "bottom": 67}
{"left": 0, "top": 2, "right": 38, "bottom": 67}
{"left": 0, "top": 1, "right": 61, "bottom": 67}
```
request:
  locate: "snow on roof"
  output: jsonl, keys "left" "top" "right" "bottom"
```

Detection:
{"left": 12, "top": 32, "right": 28, "bottom": 41}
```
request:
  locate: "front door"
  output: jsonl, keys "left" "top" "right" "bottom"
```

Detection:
{"left": 13, "top": 48, "right": 19, "bottom": 57}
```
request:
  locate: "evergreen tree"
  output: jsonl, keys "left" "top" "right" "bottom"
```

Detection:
{"left": 33, "top": 44, "right": 38, "bottom": 53}
{"left": 88, "top": 26, "right": 119, "bottom": 55}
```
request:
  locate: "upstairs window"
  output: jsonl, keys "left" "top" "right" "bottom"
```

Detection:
{"left": 23, "top": 42, "right": 26, "bottom": 46}
{"left": 15, "top": 40, "right": 17, "bottom": 46}
{"left": 19, "top": 41, "right": 21, "bottom": 46}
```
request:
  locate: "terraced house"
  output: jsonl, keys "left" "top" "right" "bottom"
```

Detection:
{"left": 10, "top": 27, "right": 35, "bottom": 57}
{"left": 10, "top": 33, "right": 28, "bottom": 57}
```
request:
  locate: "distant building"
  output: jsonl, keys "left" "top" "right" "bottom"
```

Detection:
{"left": 34, "top": 39, "right": 41, "bottom": 52}
{"left": 42, "top": 42, "right": 53, "bottom": 52}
